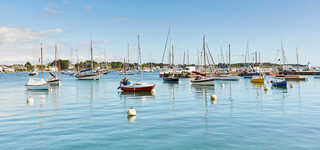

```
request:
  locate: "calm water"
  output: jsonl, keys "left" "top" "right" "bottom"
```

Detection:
{"left": 0, "top": 72, "right": 319, "bottom": 150}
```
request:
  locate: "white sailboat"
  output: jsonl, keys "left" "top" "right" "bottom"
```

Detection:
{"left": 47, "top": 44, "right": 61, "bottom": 85}
{"left": 75, "top": 38, "right": 101, "bottom": 80}
{"left": 190, "top": 36, "right": 215, "bottom": 86}
{"left": 25, "top": 43, "right": 50, "bottom": 90}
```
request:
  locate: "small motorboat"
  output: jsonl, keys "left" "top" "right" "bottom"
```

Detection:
{"left": 314, "top": 75, "right": 320, "bottom": 79}
{"left": 119, "top": 77, "right": 155, "bottom": 92}
{"left": 251, "top": 76, "right": 264, "bottom": 83}
{"left": 47, "top": 72, "right": 61, "bottom": 85}
{"left": 271, "top": 78, "right": 287, "bottom": 87}
{"left": 190, "top": 75, "right": 215, "bottom": 86}
{"left": 163, "top": 74, "right": 179, "bottom": 83}
{"left": 283, "top": 75, "right": 306, "bottom": 81}
{"left": 102, "top": 70, "right": 110, "bottom": 75}
{"left": 25, "top": 78, "right": 49, "bottom": 90}
{"left": 118, "top": 70, "right": 135, "bottom": 75}
{"left": 28, "top": 71, "right": 38, "bottom": 76}
{"left": 212, "top": 74, "right": 240, "bottom": 81}
{"left": 75, "top": 68, "right": 101, "bottom": 80}
{"left": 62, "top": 70, "right": 75, "bottom": 76}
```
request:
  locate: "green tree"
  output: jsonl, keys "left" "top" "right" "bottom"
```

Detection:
{"left": 24, "top": 62, "right": 34, "bottom": 71}
{"left": 48, "top": 59, "right": 70, "bottom": 70}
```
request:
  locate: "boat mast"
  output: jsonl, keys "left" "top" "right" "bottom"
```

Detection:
{"left": 281, "top": 41, "right": 286, "bottom": 71}
{"left": 203, "top": 35, "right": 206, "bottom": 75}
{"left": 169, "top": 25, "right": 173, "bottom": 69}
{"left": 161, "top": 24, "right": 171, "bottom": 66}
{"left": 245, "top": 40, "right": 249, "bottom": 70}
{"left": 296, "top": 48, "right": 299, "bottom": 71}
{"left": 228, "top": 44, "right": 231, "bottom": 72}
{"left": 76, "top": 49, "right": 79, "bottom": 72}
{"left": 90, "top": 38, "right": 94, "bottom": 73}
{"left": 55, "top": 43, "right": 58, "bottom": 73}
{"left": 40, "top": 42, "right": 43, "bottom": 79}
{"left": 187, "top": 49, "right": 189, "bottom": 65}
{"left": 183, "top": 50, "right": 186, "bottom": 67}
{"left": 104, "top": 48, "right": 107, "bottom": 69}
{"left": 128, "top": 43, "right": 130, "bottom": 64}
{"left": 138, "top": 34, "right": 142, "bottom": 81}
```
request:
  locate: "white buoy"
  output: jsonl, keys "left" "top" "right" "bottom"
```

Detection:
{"left": 27, "top": 96, "right": 34, "bottom": 105}
{"left": 290, "top": 83, "right": 294, "bottom": 88}
{"left": 127, "top": 107, "right": 136, "bottom": 116}
{"left": 264, "top": 85, "right": 269, "bottom": 91}
{"left": 151, "top": 89, "right": 156, "bottom": 96}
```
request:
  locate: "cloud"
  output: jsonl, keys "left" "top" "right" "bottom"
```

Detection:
{"left": 0, "top": 26, "right": 64, "bottom": 44}
{"left": 44, "top": 2, "right": 64, "bottom": 14}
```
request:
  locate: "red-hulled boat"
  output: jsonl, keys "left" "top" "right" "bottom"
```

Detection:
{"left": 118, "top": 35, "right": 155, "bottom": 92}
{"left": 120, "top": 82, "right": 155, "bottom": 92}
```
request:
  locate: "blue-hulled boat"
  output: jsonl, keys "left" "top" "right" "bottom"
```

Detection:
{"left": 271, "top": 79, "right": 287, "bottom": 87}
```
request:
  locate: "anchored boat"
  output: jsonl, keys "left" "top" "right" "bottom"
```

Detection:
{"left": 190, "top": 36, "right": 215, "bottom": 86}
{"left": 75, "top": 38, "right": 101, "bottom": 80}
{"left": 25, "top": 43, "right": 49, "bottom": 90}
{"left": 251, "top": 76, "right": 264, "bottom": 83}
{"left": 271, "top": 78, "right": 287, "bottom": 87}
{"left": 119, "top": 35, "right": 155, "bottom": 92}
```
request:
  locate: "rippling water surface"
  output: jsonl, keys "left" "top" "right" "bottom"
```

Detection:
{"left": 0, "top": 72, "right": 319, "bottom": 150}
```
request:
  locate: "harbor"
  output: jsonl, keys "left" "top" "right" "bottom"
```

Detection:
{"left": 1, "top": 71, "right": 320, "bottom": 150}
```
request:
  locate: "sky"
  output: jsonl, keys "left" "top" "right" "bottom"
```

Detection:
{"left": 0, "top": 0, "right": 319, "bottom": 65}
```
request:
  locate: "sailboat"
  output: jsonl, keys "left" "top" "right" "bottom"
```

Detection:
{"left": 190, "top": 36, "right": 215, "bottom": 86}
{"left": 102, "top": 48, "right": 110, "bottom": 75}
{"left": 212, "top": 44, "right": 240, "bottom": 81}
{"left": 251, "top": 50, "right": 264, "bottom": 84}
{"left": 163, "top": 25, "right": 179, "bottom": 83}
{"left": 276, "top": 44, "right": 306, "bottom": 81}
{"left": 75, "top": 38, "right": 101, "bottom": 80}
{"left": 47, "top": 44, "right": 61, "bottom": 85}
{"left": 25, "top": 43, "right": 50, "bottom": 90}
{"left": 119, "top": 35, "right": 155, "bottom": 92}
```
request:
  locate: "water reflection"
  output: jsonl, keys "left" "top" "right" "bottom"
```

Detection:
{"left": 127, "top": 115, "right": 136, "bottom": 123}
{"left": 26, "top": 90, "right": 49, "bottom": 107}
{"left": 191, "top": 85, "right": 215, "bottom": 93}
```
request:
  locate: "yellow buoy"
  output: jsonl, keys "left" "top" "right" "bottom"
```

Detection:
{"left": 127, "top": 107, "right": 136, "bottom": 116}
{"left": 290, "top": 83, "right": 294, "bottom": 88}
{"left": 27, "top": 96, "right": 34, "bottom": 105}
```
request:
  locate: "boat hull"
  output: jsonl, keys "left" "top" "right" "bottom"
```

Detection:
{"left": 272, "top": 82, "right": 287, "bottom": 87}
{"left": 76, "top": 73, "right": 100, "bottom": 80}
{"left": 120, "top": 84, "right": 155, "bottom": 92}
{"left": 47, "top": 79, "right": 61, "bottom": 85}
{"left": 251, "top": 77, "right": 264, "bottom": 83}
{"left": 163, "top": 77, "right": 179, "bottom": 82}
{"left": 191, "top": 78, "right": 215, "bottom": 86}
{"left": 212, "top": 76, "right": 240, "bottom": 81}
{"left": 26, "top": 84, "right": 49, "bottom": 90}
